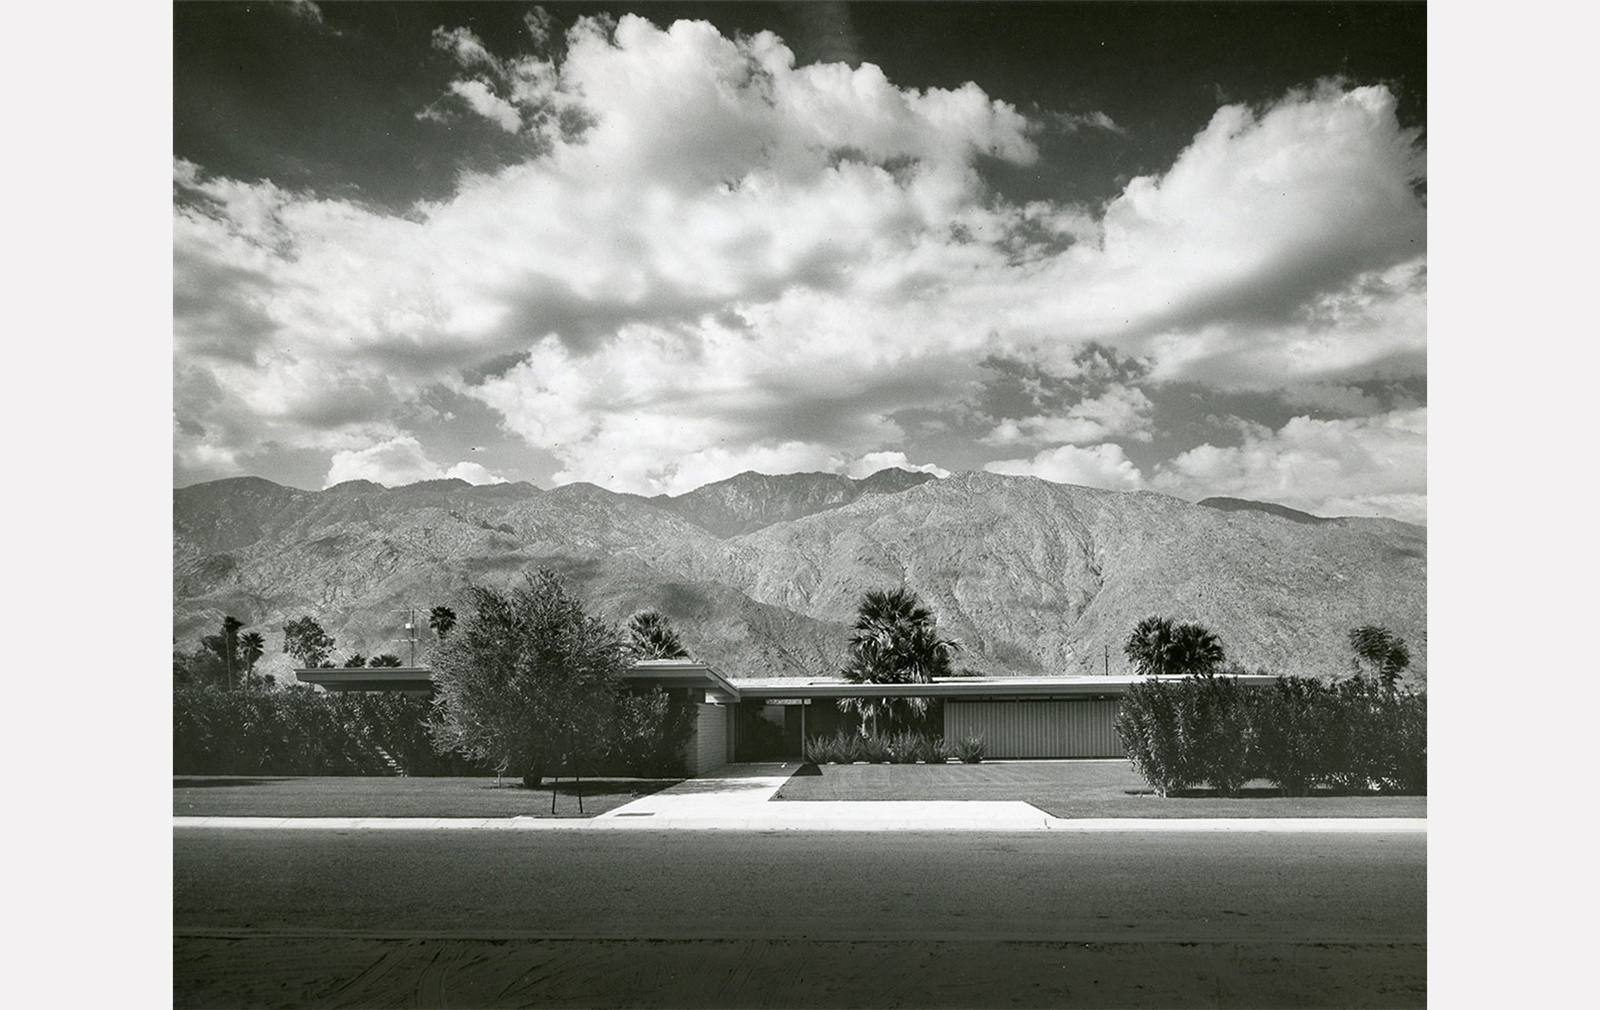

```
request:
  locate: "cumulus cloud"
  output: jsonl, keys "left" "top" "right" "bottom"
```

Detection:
{"left": 984, "top": 444, "right": 1147, "bottom": 492}
{"left": 174, "top": 14, "right": 1424, "bottom": 512}
{"left": 983, "top": 384, "right": 1154, "bottom": 446}
{"left": 324, "top": 436, "right": 507, "bottom": 488}
{"left": 1047, "top": 110, "right": 1125, "bottom": 135}
{"left": 444, "top": 461, "right": 509, "bottom": 485}
{"left": 840, "top": 452, "right": 951, "bottom": 480}
{"left": 1150, "top": 408, "right": 1426, "bottom": 522}
{"left": 283, "top": 1, "right": 324, "bottom": 27}
{"left": 1012, "top": 83, "right": 1426, "bottom": 385}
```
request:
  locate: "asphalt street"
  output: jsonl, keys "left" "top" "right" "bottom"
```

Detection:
{"left": 175, "top": 828, "right": 1424, "bottom": 1007}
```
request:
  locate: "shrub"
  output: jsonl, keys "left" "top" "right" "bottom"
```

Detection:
{"left": 803, "top": 735, "right": 831, "bottom": 764}
{"left": 926, "top": 736, "right": 953, "bottom": 763}
{"left": 835, "top": 731, "right": 864, "bottom": 764}
{"left": 172, "top": 682, "right": 487, "bottom": 776}
{"left": 1247, "top": 677, "right": 1337, "bottom": 797}
{"left": 1182, "top": 674, "right": 1251, "bottom": 796}
{"left": 1115, "top": 679, "right": 1192, "bottom": 796}
{"left": 1119, "top": 675, "right": 1254, "bottom": 796}
{"left": 806, "top": 730, "right": 864, "bottom": 764}
{"left": 1324, "top": 677, "right": 1426, "bottom": 794}
{"left": 955, "top": 734, "right": 986, "bottom": 764}
{"left": 1119, "top": 673, "right": 1429, "bottom": 798}
{"left": 1381, "top": 688, "right": 1427, "bottom": 794}
{"left": 887, "top": 730, "right": 928, "bottom": 764}
{"left": 862, "top": 732, "right": 892, "bottom": 764}
{"left": 611, "top": 687, "right": 694, "bottom": 777}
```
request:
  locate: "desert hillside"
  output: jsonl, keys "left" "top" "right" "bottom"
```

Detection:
{"left": 174, "top": 470, "right": 1426, "bottom": 684}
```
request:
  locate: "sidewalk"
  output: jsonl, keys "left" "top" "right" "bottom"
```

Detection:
{"left": 174, "top": 763, "right": 1427, "bottom": 833}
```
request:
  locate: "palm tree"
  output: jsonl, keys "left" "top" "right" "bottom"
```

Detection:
{"left": 238, "top": 632, "right": 265, "bottom": 679}
{"left": 220, "top": 616, "right": 243, "bottom": 690}
{"left": 429, "top": 605, "right": 457, "bottom": 643}
{"left": 626, "top": 610, "right": 689, "bottom": 660}
{"left": 1168, "top": 623, "right": 1226, "bottom": 677}
{"left": 1124, "top": 616, "right": 1176, "bottom": 676}
{"left": 1124, "top": 616, "right": 1226, "bottom": 677}
{"left": 839, "top": 587, "right": 958, "bottom": 733}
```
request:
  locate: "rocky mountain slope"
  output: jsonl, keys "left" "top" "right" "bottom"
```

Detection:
{"left": 650, "top": 469, "right": 938, "bottom": 536}
{"left": 173, "top": 470, "right": 1426, "bottom": 684}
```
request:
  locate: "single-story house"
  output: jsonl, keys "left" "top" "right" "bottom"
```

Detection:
{"left": 296, "top": 660, "right": 1278, "bottom": 776}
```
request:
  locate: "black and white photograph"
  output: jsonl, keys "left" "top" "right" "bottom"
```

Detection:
{"left": 161, "top": 2, "right": 1439, "bottom": 1006}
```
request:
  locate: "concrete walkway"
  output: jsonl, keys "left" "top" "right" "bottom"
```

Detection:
{"left": 173, "top": 763, "right": 1427, "bottom": 833}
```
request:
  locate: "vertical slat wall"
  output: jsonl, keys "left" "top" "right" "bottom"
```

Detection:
{"left": 944, "top": 700, "right": 1124, "bottom": 758}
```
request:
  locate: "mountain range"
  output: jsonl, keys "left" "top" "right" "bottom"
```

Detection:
{"left": 173, "top": 469, "right": 1426, "bottom": 684}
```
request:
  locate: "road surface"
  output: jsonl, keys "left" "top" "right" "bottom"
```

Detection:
{"left": 175, "top": 828, "right": 1424, "bottom": 1007}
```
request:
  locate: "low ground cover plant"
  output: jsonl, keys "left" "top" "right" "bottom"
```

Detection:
{"left": 805, "top": 729, "right": 959, "bottom": 764}
{"left": 1115, "top": 673, "right": 1426, "bottom": 797}
{"left": 955, "top": 734, "right": 987, "bottom": 764}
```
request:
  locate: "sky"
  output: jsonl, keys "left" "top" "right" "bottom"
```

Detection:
{"left": 173, "top": 1, "right": 1427, "bottom": 522}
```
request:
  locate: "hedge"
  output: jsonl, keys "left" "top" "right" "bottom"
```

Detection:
{"left": 1115, "top": 674, "right": 1426, "bottom": 797}
{"left": 174, "top": 682, "right": 695, "bottom": 778}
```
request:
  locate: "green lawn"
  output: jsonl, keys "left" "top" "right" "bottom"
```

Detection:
{"left": 771, "top": 760, "right": 1427, "bottom": 819}
{"left": 173, "top": 775, "right": 680, "bottom": 819}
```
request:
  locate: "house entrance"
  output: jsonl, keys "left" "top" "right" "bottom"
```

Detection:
{"left": 732, "top": 700, "right": 809, "bottom": 761}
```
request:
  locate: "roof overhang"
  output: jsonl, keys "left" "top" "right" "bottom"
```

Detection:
{"left": 734, "top": 674, "right": 1279, "bottom": 701}
{"left": 625, "top": 659, "right": 741, "bottom": 703}
{"left": 293, "top": 667, "right": 435, "bottom": 692}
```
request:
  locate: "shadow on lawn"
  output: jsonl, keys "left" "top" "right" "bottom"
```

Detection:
{"left": 173, "top": 777, "right": 288, "bottom": 788}
{"left": 516, "top": 779, "right": 680, "bottom": 799}
{"left": 1124, "top": 786, "right": 1421, "bottom": 798}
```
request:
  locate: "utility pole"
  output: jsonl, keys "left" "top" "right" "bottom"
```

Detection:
{"left": 394, "top": 607, "right": 420, "bottom": 666}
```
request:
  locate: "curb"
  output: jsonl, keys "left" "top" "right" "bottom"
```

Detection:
{"left": 175, "top": 814, "right": 1427, "bottom": 833}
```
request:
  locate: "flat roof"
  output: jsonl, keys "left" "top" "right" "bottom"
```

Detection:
{"left": 296, "top": 663, "right": 1276, "bottom": 699}
{"left": 732, "top": 674, "right": 1278, "bottom": 700}
{"left": 292, "top": 667, "right": 434, "bottom": 692}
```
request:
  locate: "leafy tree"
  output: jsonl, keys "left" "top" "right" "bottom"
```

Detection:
{"left": 1124, "top": 616, "right": 1227, "bottom": 677}
{"left": 344, "top": 654, "right": 368, "bottom": 668}
{"left": 611, "top": 686, "right": 695, "bottom": 776}
{"left": 1347, "top": 625, "right": 1411, "bottom": 689}
{"left": 283, "top": 616, "right": 335, "bottom": 668}
{"left": 625, "top": 609, "right": 689, "bottom": 660}
{"left": 430, "top": 570, "right": 626, "bottom": 786}
{"left": 175, "top": 642, "right": 226, "bottom": 687}
{"left": 428, "top": 605, "right": 457, "bottom": 642}
{"left": 239, "top": 632, "right": 265, "bottom": 677}
{"left": 838, "top": 586, "right": 958, "bottom": 734}
{"left": 368, "top": 654, "right": 404, "bottom": 668}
